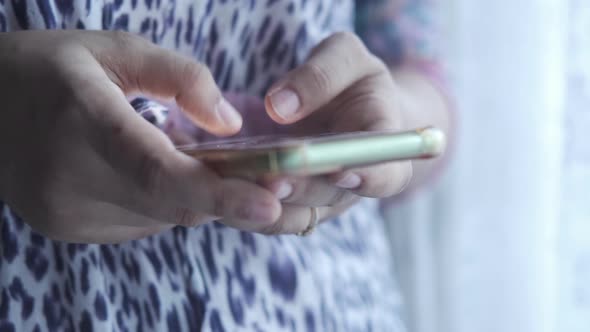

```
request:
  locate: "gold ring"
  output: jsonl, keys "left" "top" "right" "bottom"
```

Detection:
{"left": 297, "top": 207, "right": 319, "bottom": 236}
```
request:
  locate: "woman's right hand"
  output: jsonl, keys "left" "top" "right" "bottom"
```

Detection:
{"left": 0, "top": 31, "right": 282, "bottom": 243}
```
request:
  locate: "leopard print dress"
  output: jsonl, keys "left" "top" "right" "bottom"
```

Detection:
{"left": 0, "top": 1, "right": 406, "bottom": 331}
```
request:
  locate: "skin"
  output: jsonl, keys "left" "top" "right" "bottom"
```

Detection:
{"left": 0, "top": 30, "right": 450, "bottom": 243}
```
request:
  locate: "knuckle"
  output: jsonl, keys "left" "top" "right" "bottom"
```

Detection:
{"left": 260, "top": 217, "right": 286, "bottom": 236}
{"left": 292, "top": 180, "right": 348, "bottom": 206}
{"left": 211, "top": 185, "right": 230, "bottom": 218}
{"left": 300, "top": 62, "right": 332, "bottom": 95}
{"left": 111, "top": 30, "right": 144, "bottom": 47}
{"left": 333, "top": 31, "right": 370, "bottom": 58}
{"left": 172, "top": 207, "right": 200, "bottom": 227}
{"left": 179, "top": 62, "right": 220, "bottom": 108}
{"left": 49, "top": 40, "right": 82, "bottom": 64}
{"left": 182, "top": 61, "right": 209, "bottom": 87}
{"left": 332, "top": 31, "right": 365, "bottom": 50}
{"left": 365, "top": 164, "right": 413, "bottom": 197}
{"left": 331, "top": 32, "right": 386, "bottom": 73}
{"left": 370, "top": 54, "right": 389, "bottom": 72}
{"left": 233, "top": 204, "right": 254, "bottom": 221}
{"left": 327, "top": 189, "right": 351, "bottom": 206}
{"left": 135, "top": 153, "right": 168, "bottom": 197}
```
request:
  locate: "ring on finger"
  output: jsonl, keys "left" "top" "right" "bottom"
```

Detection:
{"left": 296, "top": 206, "right": 320, "bottom": 237}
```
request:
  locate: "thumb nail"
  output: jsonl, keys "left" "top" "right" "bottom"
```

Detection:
{"left": 268, "top": 88, "right": 301, "bottom": 120}
{"left": 217, "top": 98, "right": 243, "bottom": 128}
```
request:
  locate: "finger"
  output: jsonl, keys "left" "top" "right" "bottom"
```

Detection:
{"left": 165, "top": 125, "right": 197, "bottom": 146}
{"left": 264, "top": 32, "right": 385, "bottom": 124}
{"left": 221, "top": 187, "right": 361, "bottom": 235}
{"left": 330, "top": 161, "right": 413, "bottom": 198}
{"left": 86, "top": 31, "right": 242, "bottom": 136}
{"left": 45, "top": 199, "right": 174, "bottom": 243}
{"left": 259, "top": 205, "right": 330, "bottom": 235}
{"left": 113, "top": 176, "right": 282, "bottom": 229}
{"left": 79, "top": 74, "right": 281, "bottom": 227}
{"left": 257, "top": 195, "right": 359, "bottom": 235}
{"left": 328, "top": 73, "right": 404, "bottom": 133}
{"left": 262, "top": 176, "right": 357, "bottom": 207}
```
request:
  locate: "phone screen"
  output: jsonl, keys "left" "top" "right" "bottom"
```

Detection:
{"left": 177, "top": 131, "right": 392, "bottom": 152}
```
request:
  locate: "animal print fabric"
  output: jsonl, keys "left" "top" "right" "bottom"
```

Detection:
{"left": 0, "top": 0, "right": 420, "bottom": 331}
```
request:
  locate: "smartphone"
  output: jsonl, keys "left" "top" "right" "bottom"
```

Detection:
{"left": 177, "top": 127, "right": 446, "bottom": 177}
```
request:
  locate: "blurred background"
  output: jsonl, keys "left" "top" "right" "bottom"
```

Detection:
{"left": 384, "top": 0, "right": 590, "bottom": 332}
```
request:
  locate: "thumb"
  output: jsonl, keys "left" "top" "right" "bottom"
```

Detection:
{"left": 86, "top": 31, "right": 242, "bottom": 136}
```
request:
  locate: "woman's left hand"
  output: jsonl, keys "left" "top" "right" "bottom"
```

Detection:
{"left": 258, "top": 32, "right": 413, "bottom": 235}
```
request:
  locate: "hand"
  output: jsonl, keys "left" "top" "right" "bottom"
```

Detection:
{"left": 165, "top": 32, "right": 412, "bottom": 235}
{"left": 165, "top": 91, "right": 364, "bottom": 234}
{"left": 258, "top": 32, "right": 413, "bottom": 234}
{"left": 0, "top": 31, "right": 284, "bottom": 243}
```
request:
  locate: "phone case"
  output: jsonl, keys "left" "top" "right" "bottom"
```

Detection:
{"left": 178, "top": 127, "right": 446, "bottom": 177}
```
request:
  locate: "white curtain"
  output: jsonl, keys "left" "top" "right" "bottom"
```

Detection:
{"left": 386, "top": 1, "right": 590, "bottom": 331}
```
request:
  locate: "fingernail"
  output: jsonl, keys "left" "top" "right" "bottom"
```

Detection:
{"left": 217, "top": 98, "right": 243, "bottom": 128}
{"left": 335, "top": 173, "right": 362, "bottom": 189}
{"left": 268, "top": 88, "right": 301, "bottom": 119}
{"left": 274, "top": 181, "right": 293, "bottom": 200}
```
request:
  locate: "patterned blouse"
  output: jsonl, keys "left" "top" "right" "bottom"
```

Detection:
{"left": 0, "top": 1, "right": 440, "bottom": 331}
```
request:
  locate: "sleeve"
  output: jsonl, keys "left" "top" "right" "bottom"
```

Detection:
{"left": 354, "top": 0, "right": 445, "bottom": 88}
{"left": 355, "top": 0, "right": 439, "bottom": 64}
